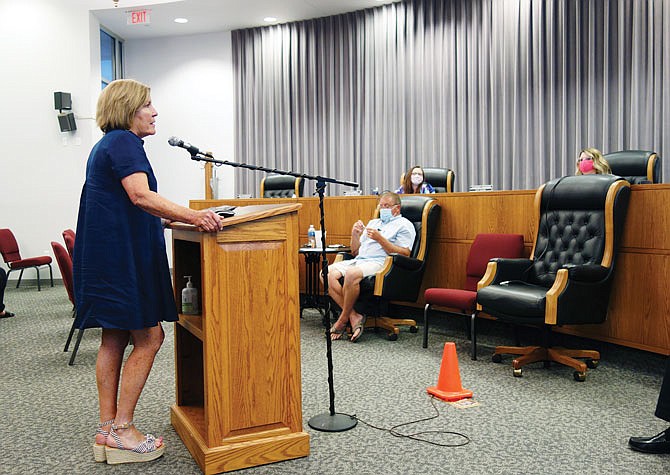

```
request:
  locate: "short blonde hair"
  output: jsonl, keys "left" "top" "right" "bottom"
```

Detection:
{"left": 96, "top": 79, "right": 151, "bottom": 133}
{"left": 575, "top": 147, "right": 612, "bottom": 175}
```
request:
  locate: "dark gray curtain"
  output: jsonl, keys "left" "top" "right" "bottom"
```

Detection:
{"left": 233, "top": 0, "right": 669, "bottom": 196}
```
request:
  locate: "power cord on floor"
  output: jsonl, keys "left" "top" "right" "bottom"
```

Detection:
{"left": 342, "top": 394, "right": 471, "bottom": 448}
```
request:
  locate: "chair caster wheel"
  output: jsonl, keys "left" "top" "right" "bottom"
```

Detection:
{"left": 387, "top": 333, "right": 398, "bottom": 341}
{"left": 409, "top": 326, "right": 418, "bottom": 333}
{"left": 586, "top": 359, "right": 599, "bottom": 369}
{"left": 573, "top": 371, "right": 586, "bottom": 382}
{"left": 492, "top": 354, "right": 503, "bottom": 363}
{"left": 513, "top": 368, "right": 523, "bottom": 377}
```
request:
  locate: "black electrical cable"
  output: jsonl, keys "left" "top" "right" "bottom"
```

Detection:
{"left": 340, "top": 394, "right": 471, "bottom": 448}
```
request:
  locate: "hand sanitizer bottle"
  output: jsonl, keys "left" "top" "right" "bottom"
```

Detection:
{"left": 181, "top": 275, "right": 199, "bottom": 315}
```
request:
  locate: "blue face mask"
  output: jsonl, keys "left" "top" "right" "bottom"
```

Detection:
{"left": 379, "top": 208, "right": 393, "bottom": 223}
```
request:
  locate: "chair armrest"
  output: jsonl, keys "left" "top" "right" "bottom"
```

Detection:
{"left": 372, "top": 254, "right": 424, "bottom": 300}
{"left": 563, "top": 264, "right": 609, "bottom": 282}
{"left": 385, "top": 253, "right": 423, "bottom": 272}
{"left": 489, "top": 258, "right": 533, "bottom": 283}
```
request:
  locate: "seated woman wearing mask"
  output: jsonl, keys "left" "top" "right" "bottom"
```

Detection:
{"left": 575, "top": 148, "right": 612, "bottom": 175}
{"left": 396, "top": 166, "right": 436, "bottom": 194}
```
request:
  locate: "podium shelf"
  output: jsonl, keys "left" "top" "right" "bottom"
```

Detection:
{"left": 178, "top": 313, "right": 203, "bottom": 341}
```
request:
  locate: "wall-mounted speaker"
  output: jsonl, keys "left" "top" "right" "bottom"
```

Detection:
{"left": 54, "top": 91, "right": 72, "bottom": 110}
{"left": 58, "top": 112, "right": 77, "bottom": 132}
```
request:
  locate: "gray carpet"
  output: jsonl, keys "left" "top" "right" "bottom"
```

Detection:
{"left": 1, "top": 282, "right": 669, "bottom": 474}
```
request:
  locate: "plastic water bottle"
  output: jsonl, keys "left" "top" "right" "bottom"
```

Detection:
{"left": 308, "top": 224, "right": 316, "bottom": 248}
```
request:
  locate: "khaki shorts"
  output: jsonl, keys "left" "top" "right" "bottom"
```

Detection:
{"left": 327, "top": 259, "right": 384, "bottom": 278}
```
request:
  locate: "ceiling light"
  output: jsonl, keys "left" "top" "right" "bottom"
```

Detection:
{"left": 264, "top": 17, "right": 278, "bottom": 22}
{"left": 174, "top": 18, "right": 188, "bottom": 24}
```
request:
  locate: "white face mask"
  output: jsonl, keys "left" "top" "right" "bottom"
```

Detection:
{"left": 379, "top": 208, "right": 393, "bottom": 223}
{"left": 411, "top": 174, "right": 423, "bottom": 186}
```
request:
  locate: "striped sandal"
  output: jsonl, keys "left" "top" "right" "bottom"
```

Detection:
{"left": 93, "top": 419, "right": 114, "bottom": 462}
{"left": 105, "top": 421, "right": 165, "bottom": 465}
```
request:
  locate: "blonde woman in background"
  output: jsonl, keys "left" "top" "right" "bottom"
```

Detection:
{"left": 575, "top": 148, "right": 612, "bottom": 175}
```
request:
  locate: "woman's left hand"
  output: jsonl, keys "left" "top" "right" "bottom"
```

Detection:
{"left": 191, "top": 209, "right": 222, "bottom": 232}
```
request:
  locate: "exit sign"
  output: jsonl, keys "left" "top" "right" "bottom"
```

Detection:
{"left": 127, "top": 9, "right": 151, "bottom": 25}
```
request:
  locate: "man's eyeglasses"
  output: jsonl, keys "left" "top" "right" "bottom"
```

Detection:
{"left": 378, "top": 202, "right": 399, "bottom": 209}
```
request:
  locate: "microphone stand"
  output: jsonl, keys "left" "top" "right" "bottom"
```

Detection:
{"left": 187, "top": 151, "right": 359, "bottom": 432}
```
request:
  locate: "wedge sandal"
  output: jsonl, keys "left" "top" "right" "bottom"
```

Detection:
{"left": 105, "top": 421, "right": 165, "bottom": 465}
{"left": 93, "top": 419, "right": 114, "bottom": 462}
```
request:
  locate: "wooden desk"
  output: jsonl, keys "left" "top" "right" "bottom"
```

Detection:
{"left": 191, "top": 186, "right": 670, "bottom": 355}
{"left": 169, "top": 204, "right": 309, "bottom": 474}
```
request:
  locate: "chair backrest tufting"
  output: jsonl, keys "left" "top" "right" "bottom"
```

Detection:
{"left": 529, "top": 175, "right": 630, "bottom": 288}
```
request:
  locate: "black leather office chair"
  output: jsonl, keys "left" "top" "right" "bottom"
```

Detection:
{"left": 477, "top": 175, "right": 631, "bottom": 381}
{"left": 334, "top": 195, "right": 441, "bottom": 340}
{"left": 423, "top": 167, "right": 455, "bottom": 193}
{"left": 604, "top": 150, "right": 661, "bottom": 184}
{"left": 260, "top": 174, "right": 305, "bottom": 198}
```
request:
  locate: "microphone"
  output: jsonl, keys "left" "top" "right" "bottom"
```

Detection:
{"left": 168, "top": 136, "right": 213, "bottom": 158}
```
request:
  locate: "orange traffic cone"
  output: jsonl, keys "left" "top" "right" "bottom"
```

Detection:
{"left": 427, "top": 342, "right": 473, "bottom": 402}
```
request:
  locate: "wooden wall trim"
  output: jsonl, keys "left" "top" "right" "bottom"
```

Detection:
{"left": 192, "top": 185, "right": 670, "bottom": 355}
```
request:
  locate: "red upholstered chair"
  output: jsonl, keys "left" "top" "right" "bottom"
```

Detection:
{"left": 51, "top": 241, "right": 74, "bottom": 310}
{"left": 62, "top": 229, "right": 75, "bottom": 260}
{"left": 51, "top": 241, "right": 84, "bottom": 365}
{"left": 0, "top": 228, "right": 53, "bottom": 291}
{"left": 423, "top": 233, "right": 525, "bottom": 360}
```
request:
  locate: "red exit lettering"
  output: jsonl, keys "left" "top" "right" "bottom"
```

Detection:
{"left": 127, "top": 9, "right": 151, "bottom": 25}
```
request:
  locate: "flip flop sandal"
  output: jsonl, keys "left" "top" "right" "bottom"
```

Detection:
{"left": 93, "top": 419, "right": 114, "bottom": 462}
{"left": 105, "top": 421, "right": 165, "bottom": 465}
{"left": 0, "top": 311, "right": 15, "bottom": 318}
{"left": 350, "top": 316, "right": 367, "bottom": 343}
{"left": 329, "top": 325, "right": 348, "bottom": 340}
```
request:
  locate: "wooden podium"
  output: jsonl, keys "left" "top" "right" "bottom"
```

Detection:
{"left": 169, "top": 204, "right": 310, "bottom": 474}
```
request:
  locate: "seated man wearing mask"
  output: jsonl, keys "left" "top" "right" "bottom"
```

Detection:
{"left": 323, "top": 191, "right": 416, "bottom": 342}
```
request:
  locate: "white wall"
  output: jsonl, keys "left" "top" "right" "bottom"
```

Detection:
{"left": 0, "top": 1, "right": 235, "bottom": 279}
{"left": 124, "top": 31, "right": 236, "bottom": 264}
{"left": 124, "top": 31, "right": 235, "bottom": 207}
{"left": 0, "top": 1, "right": 99, "bottom": 279}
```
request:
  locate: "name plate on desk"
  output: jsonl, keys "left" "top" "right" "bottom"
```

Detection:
{"left": 469, "top": 184, "right": 494, "bottom": 192}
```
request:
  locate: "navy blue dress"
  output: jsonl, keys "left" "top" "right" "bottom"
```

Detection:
{"left": 73, "top": 129, "right": 178, "bottom": 330}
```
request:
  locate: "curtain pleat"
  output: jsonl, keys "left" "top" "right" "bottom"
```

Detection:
{"left": 232, "top": 0, "right": 668, "bottom": 196}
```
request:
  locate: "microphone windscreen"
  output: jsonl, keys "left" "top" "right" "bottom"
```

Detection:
{"left": 167, "top": 136, "right": 181, "bottom": 147}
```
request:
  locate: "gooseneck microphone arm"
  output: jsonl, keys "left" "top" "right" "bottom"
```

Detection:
{"left": 171, "top": 139, "right": 359, "bottom": 433}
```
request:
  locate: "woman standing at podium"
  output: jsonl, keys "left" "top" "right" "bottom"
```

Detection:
{"left": 73, "top": 79, "right": 222, "bottom": 464}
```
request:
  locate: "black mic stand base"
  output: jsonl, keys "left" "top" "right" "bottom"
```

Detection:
{"left": 308, "top": 412, "right": 357, "bottom": 432}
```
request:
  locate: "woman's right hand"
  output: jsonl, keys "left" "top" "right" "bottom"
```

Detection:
{"left": 191, "top": 209, "right": 222, "bottom": 232}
